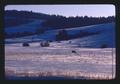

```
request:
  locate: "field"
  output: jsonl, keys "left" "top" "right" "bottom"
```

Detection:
{"left": 4, "top": 22, "right": 116, "bottom": 80}
{"left": 5, "top": 42, "right": 116, "bottom": 80}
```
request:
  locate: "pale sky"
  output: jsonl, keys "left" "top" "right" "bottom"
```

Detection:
{"left": 5, "top": 5, "right": 115, "bottom": 17}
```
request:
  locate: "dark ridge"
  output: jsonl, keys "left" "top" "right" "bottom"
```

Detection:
{"left": 5, "top": 10, "right": 115, "bottom": 28}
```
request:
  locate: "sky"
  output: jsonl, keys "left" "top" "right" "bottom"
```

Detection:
{"left": 5, "top": 5, "right": 115, "bottom": 17}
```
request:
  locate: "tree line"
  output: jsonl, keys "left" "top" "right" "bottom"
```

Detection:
{"left": 42, "top": 16, "right": 115, "bottom": 29}
{"left": 5, "top": 10, "right": 115, "bottom": 38}
{"left": 5, "top": 10, "right": 115, "bottom": 29}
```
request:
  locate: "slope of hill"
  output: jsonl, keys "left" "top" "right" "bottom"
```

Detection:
{"left": 5, "top": 10, "right": 115, "bottom": 33}
{"left": 5, "top": 19, "right": 45, "bottom": 34}
{"left": 5, "top": 16, "right": 35, "bottom": 28}
{"left": 5, "top": 22, "right": 115, "bottom": 48}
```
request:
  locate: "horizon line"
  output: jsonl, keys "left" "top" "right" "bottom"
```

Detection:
{"left": 5, "top": 9, "right": 115, "bottom": 18}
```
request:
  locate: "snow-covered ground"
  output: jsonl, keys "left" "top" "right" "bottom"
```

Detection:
{"left": 5, "top": 23, "right": 116, "bottom": 79}
{"left": 5, "top": 22, "right": 115, "bottom": 48}
{"left": 5, "top": 42, "right": 116, "bottom": 80}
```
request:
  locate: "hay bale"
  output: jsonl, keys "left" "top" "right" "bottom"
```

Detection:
{"left": 40, "top": 41, "right": 50, "bottom": 47}
{"left": 22, "top": 42, "right": 29, "bottom": 47}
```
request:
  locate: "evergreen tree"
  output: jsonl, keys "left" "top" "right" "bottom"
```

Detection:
{"left": 56, "top": 29, "right": 69, "bottom": 41}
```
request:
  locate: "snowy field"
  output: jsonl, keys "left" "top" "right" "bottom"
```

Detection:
{"left": 5, "top": 42, "right": 116, "bottom": 80}
{"left": 5, "top": 23, "right": 116, "bottom": 80}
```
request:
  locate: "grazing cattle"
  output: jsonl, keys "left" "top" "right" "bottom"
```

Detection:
{"left": 72, "top": 50, "right": 77, "bottom": 53}
{"left": 72, "top": 50, "right": 80, "bottom": 55}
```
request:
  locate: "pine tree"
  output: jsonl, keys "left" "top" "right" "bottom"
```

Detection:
{"left": 56, "top": 29, "right": 69, "bottom": 41}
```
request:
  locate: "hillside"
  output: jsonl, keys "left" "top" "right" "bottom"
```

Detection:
{"left": 5, "top": 10, "right": 115, "bottom": 38}
{"left": 5, "top": 19, "right": 45, "bottom": 34}
{"left": 5, "top": 22, "right": 115, "bottom": 48}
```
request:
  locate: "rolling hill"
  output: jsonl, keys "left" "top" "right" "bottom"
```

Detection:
{"left": 5, "top": 22, "right": 115, "bottom": 48}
